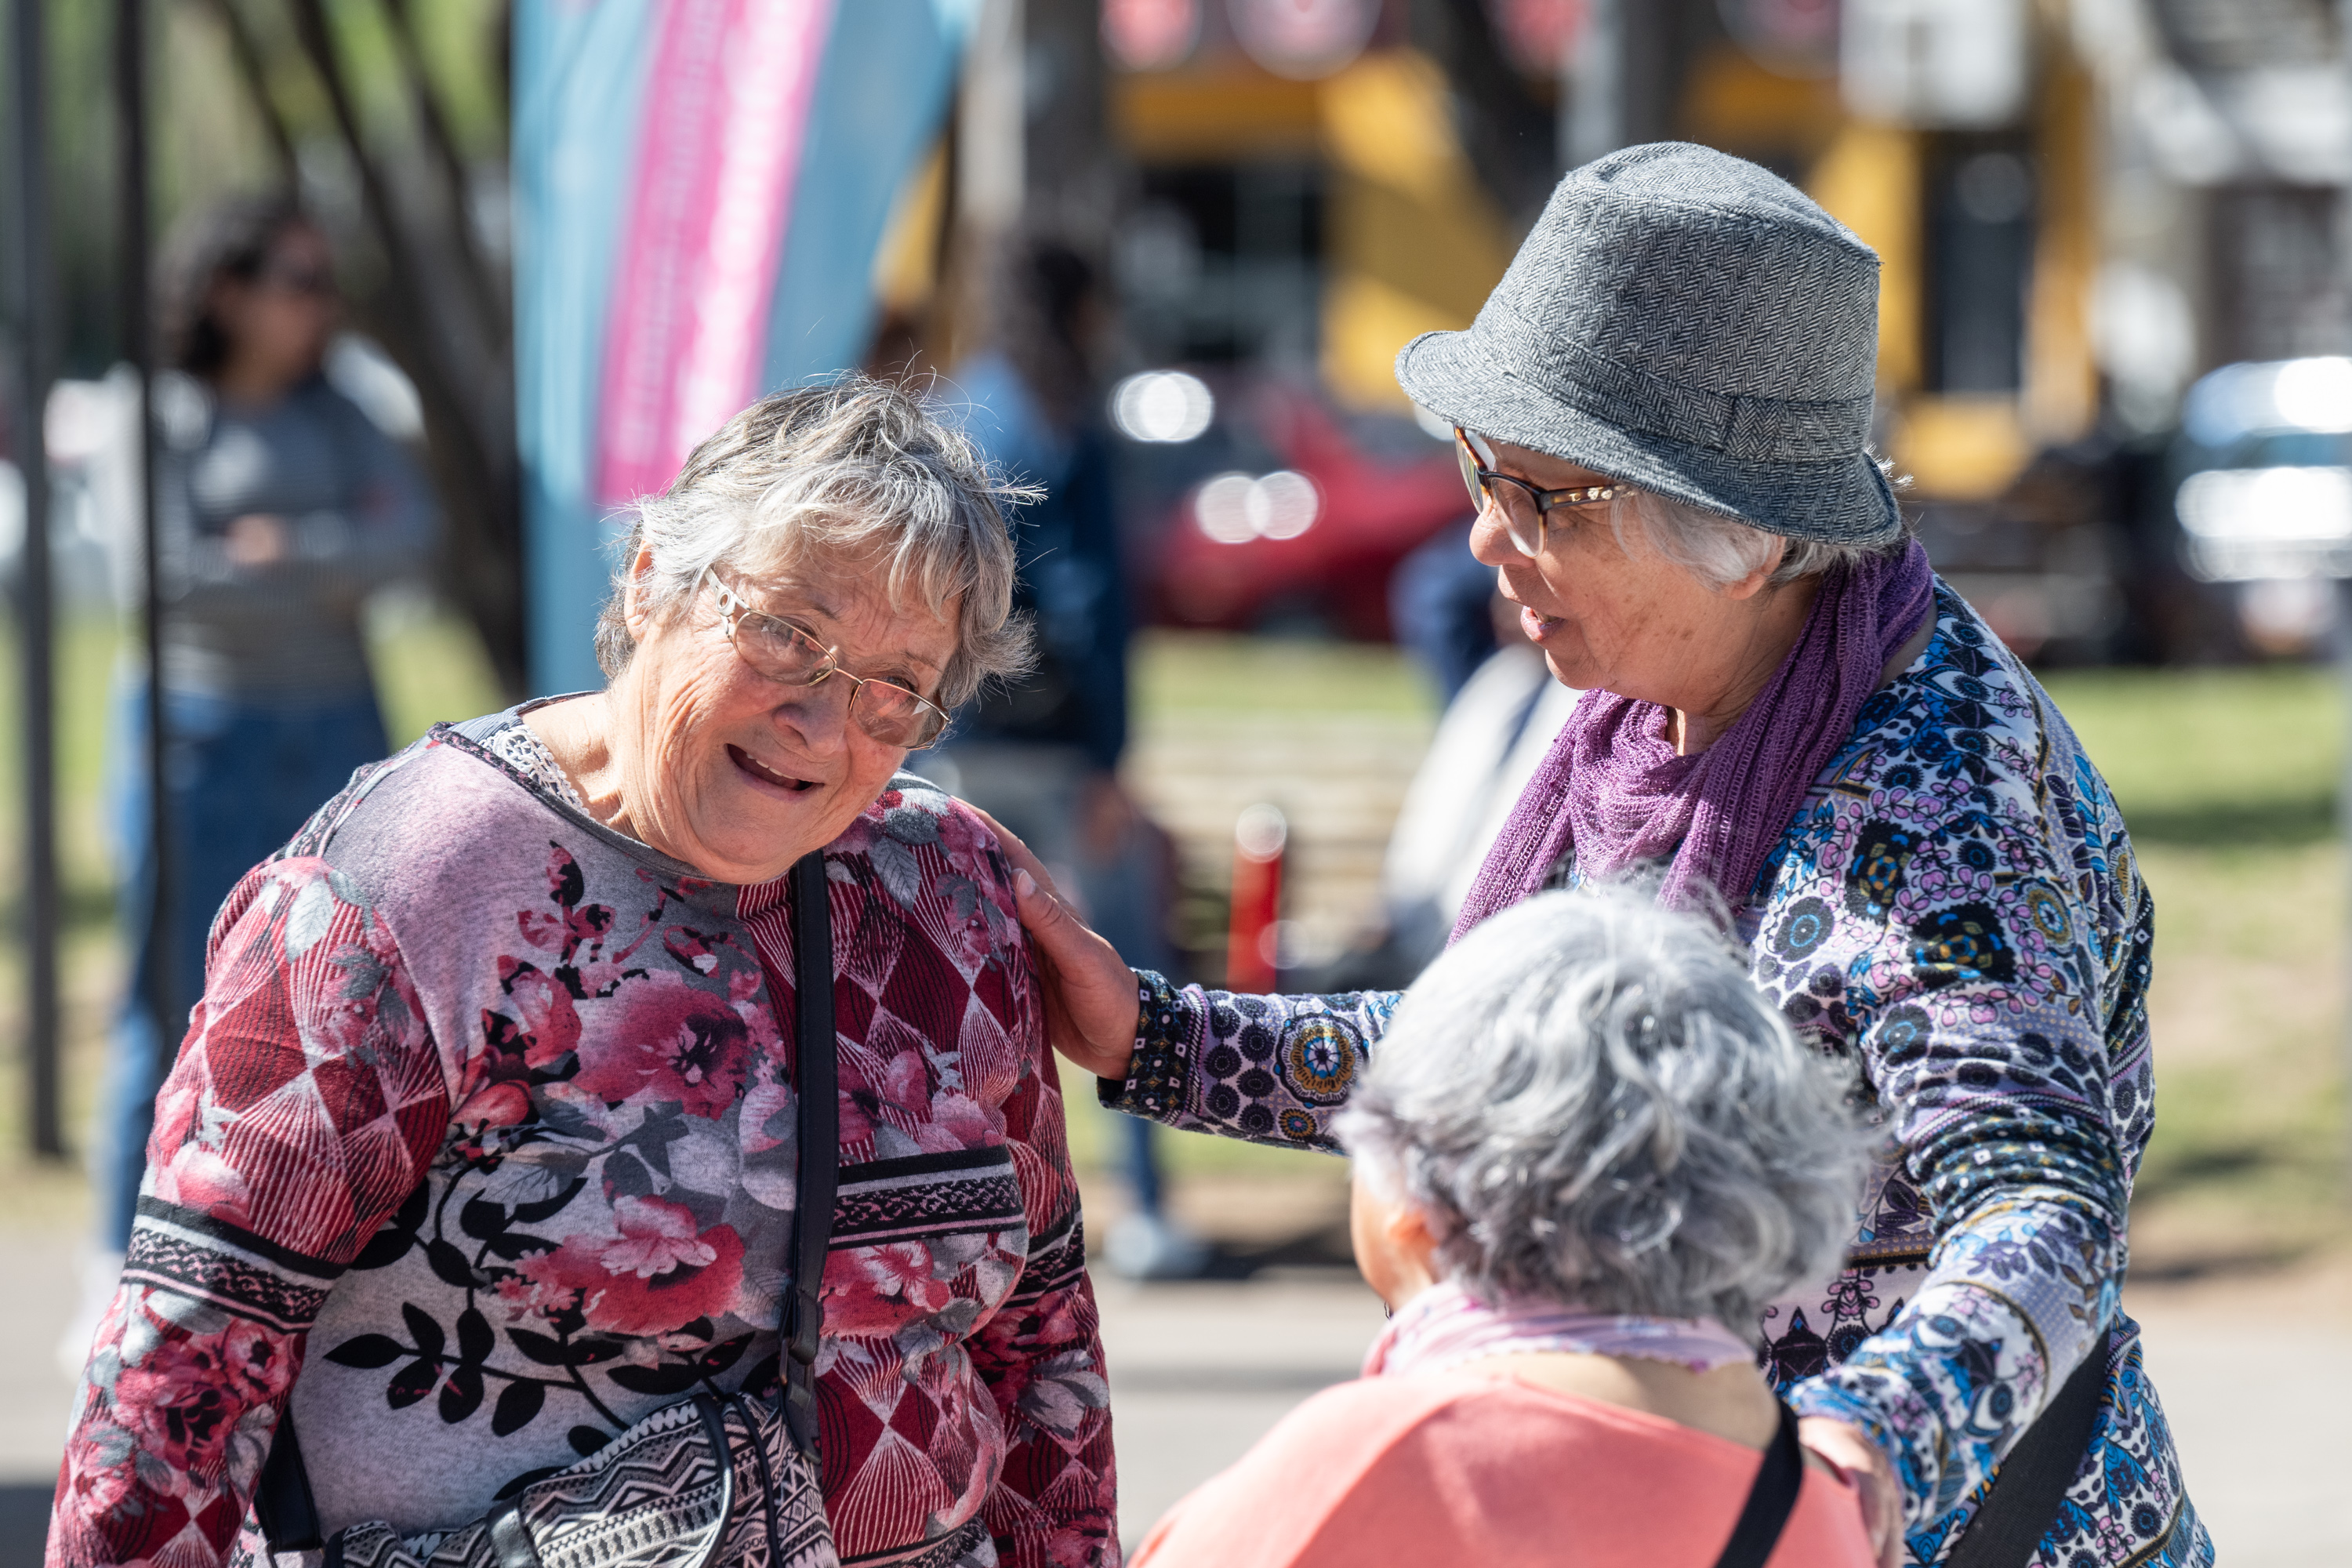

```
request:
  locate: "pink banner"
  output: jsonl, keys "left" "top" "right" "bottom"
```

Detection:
{"left": 594, "top": 0, "right": 835, "bottom": 506}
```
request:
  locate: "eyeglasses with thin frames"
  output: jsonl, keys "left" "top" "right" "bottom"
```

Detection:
{"left": 705, "top": 574, "right": 951, "bottom": 750}
{"left": 1454, "top": 426, "right": 1620, "bottom": 557}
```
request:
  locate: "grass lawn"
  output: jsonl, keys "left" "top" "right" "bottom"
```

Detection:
{"left": 2042, "top": 664, "right": 2350, "bottom": 1270}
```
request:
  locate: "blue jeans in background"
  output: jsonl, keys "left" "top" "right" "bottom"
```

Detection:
{"left": 99, "top": 684, "right": 390, "bottom": 1250}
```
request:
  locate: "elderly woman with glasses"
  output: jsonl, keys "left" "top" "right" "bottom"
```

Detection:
{"left": 53, "top": 380, "right": 1117, "bottom": 1568}
{"left": 1135, "top": 891, "right": 1878, "bottom": 1568}
{"left": 1005, "top": 144, "right": 2206, "bottom": 1568}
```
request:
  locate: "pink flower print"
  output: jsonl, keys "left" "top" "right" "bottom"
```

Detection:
{"left": 219, "top": 1318, "right": 295, "bottom": 1403}
{"left": 503, "top": 964, "right": 583, "bottom": 1068}
{"left": 881, "top": 1050, "right": 932, "bottom": 1116}
{"left": 664, "top": 927, "right": 721, "bottom": 976}
{"left": 863, "top": 1243, "right": 953, "bottom": 1313}
{"left": 934, "top": 804, "right": 990, "bottom": 871}
{"left": 455, "top": 1080, "right": 531, "bottom": 1131}
{"left": 57, "top": 1427, "right": 137, "bottom": 1518}
{"left": 518, "top": 908, "right": 565, "bottom": 951}
{"left": 928, "top": 1093, "right": 993, "bottom": 1145}
{"left": 517, "top": 1209, "right": 747, "bottom": 1337}
{"left": 546, "top": 841, "right": 585, "bottom": 905}
{"left": 740, "top": 1072, "right": 794, "bottom": 1156}
{"left": 572, "top": 972, "right": 748, "bottom": 1116}
{"left": 600, "top": 1196, "right": 718, "bottom": 1278}
{"left": 824, "top": 1243, "right": 953, "bottom": 1337}
{"left": 1014, "top": 1348, "right": 1109, "bottom": 1439}
{"left": 517, "top": 844, "right": 618, "bottom": 957}
{"left": 151, "top": 1144, "right": 250, "bottom": 1225}
{"left": 148, "top": 1069, "right": 205, "bottom": 1161}
{"left": 114, "top": 1330, "right": 247, "bottom": 1476}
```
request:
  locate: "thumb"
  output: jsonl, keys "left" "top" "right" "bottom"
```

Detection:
{"left": 1011, "top": 867, "right": 1083, "bottom": 950}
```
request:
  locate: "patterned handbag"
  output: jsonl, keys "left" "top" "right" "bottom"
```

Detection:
{"left": 251, "top": 852, "right": 845, "bottom": 1568}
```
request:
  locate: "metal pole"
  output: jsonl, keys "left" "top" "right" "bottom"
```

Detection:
{"left": 7, "top": 0, "right": 63, "bottom": 1158}
{"left": 115, "top": 0, "right": 171, "bottom": 1062}
{"left": 1563, "top": 0, "right": 1622, "bottom": 169}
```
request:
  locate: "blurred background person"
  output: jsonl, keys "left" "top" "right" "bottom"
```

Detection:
{"left": 932, "top": 234, "right": 1208, "bottom": 1279}
{"left": 63, "top": 194, "right": 436, "bottom": 1367}
{"left": 1379, "top": 592, "right": 1580, "bottom": 974}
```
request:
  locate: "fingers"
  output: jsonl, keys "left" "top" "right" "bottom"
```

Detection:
{"left": 962, "top": 802, "right": 1144, "bottom": 1083}
{"left": 965, "top": 803, "right": 1062, "bottom": 902}
{"left": 1798, "top": 1417, "right": 1901, "bottom": 1567}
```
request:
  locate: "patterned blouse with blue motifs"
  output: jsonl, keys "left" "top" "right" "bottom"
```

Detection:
{"left": 1104, "top": 585, "right": 2211, "bottom": 1568}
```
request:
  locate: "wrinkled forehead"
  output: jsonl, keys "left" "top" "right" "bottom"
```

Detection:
{"left": 722, "top": 539, "right": 958, "bottom": 672}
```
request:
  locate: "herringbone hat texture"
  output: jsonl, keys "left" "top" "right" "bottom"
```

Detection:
{"left": 1396, "top": 141, "right": 1903, "bottom": 546}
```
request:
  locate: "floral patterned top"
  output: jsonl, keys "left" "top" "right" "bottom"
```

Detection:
{"left": 49, "top": 712, "right": 1116, "bottom": 1568}
{"left": 1107, "top": 587, "right": 2209, "bottom": 1568}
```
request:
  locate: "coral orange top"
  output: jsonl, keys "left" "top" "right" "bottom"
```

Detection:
{"left": 1131, "top": 1369, "right": 1877, "bottom": 1568}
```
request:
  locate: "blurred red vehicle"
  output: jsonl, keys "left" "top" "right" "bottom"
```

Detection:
{"left": 1141, "top": 382, "right": 1469, "bottom": 641}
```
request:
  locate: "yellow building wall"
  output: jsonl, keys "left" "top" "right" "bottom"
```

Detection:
{"left": 1110, "top": 50, "right": 1512, "bottom": 412}
{"left": 2024, "top": 55, "right": 2098, "bottom": 445}
{"left": 1317, "top": 51, "right": 1515, "bottom": 411}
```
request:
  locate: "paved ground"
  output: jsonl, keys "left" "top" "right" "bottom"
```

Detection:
{"left": 6, "top": 1225, "right": 2347, "bottom": 1565}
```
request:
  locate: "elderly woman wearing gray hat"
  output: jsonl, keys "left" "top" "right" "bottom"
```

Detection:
{"left": 1001, "top": 143, "right": 2207, "bottom": 1568}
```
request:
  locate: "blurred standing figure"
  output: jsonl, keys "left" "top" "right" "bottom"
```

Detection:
{"left": 1381, "top": 602, "right": 1581, "bottom": 974}
{"left": 71, "top": 195, "right": 436, "bottom": 1355}
{"left": 934, "top": 237, "right": 1207, "bottom": 1278}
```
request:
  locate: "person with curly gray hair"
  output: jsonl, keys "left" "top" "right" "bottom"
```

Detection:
{"left": 53, "top": 378, "right": 1123, "bottom": 1568}
{"left": 1131, "top": 891, "right": 1875, "bottom": 1567}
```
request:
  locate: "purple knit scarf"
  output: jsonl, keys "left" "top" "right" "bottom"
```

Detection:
{"left": 1451, "top": 540, "right": 1936, "bottom": 934}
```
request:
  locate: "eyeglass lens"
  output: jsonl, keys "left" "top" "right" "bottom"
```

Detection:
{"left": 729, "top": 612, "right": 945, "bottom": 748}
{"left": 1454, "top": 430, "right": 1545, "bottom": 557}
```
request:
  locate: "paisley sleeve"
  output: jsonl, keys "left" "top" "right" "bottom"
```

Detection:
{"left": 1760, "top": 704, "right": 2142, "bottom": 1545}
{"left": 1096, "top": 969, "right": 1402, "bottom": 1152}
{"left": 48, "top": 860, "right": 453, "bottom": 1568}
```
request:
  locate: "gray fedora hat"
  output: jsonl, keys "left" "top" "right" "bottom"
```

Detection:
{"left": 1396, "top": 142, "right": 1901, "bottom": 546}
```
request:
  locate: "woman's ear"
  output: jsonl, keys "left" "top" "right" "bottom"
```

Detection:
{"left": 1387, "top": 1200, "right": 1443, "bottom": 1274}
{"left": 1718, "top": 534, "right": 1787, "bottom": 601}
{"left": 620, "top": 548, "right": 659, "bottom": 638}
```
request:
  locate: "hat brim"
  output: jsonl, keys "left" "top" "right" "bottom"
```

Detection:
{"left": 1396, "top": 327, "right": 1903, "bottom": 547}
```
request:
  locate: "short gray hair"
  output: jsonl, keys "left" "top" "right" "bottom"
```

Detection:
{"left": 1335, "top": 889, "right": 1868, "bottom": 1336}
{"left": 595, "top": 377, "right": 1034, "bottom": 706}
{"left": 1610, "top": 474, "right": 1910, "bottom": 590}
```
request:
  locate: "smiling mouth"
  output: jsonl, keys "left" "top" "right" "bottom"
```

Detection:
{"left": 728, "top": 745, "right": 817, "bottom": 793}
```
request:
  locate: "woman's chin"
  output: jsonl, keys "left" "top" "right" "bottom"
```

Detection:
{"left": 1539, "top": 644, "right": 1592, "bottom": 691}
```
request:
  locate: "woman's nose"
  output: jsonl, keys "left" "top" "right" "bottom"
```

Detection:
{"left": 775, "top": 673, "right": 852, "bottom": 750}
{"left": 1467, "top": 504, "right": 1519, "bottom": 568}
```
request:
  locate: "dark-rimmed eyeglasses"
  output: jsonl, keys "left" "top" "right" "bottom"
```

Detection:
{"left": 706, "top": 575, "right": 950, "bottom": 750}
{"left": 1454, "top": 426, "right": 1620, "bottom": 558}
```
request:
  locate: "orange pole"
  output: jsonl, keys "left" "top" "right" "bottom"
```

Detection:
{"left": 1225, "top": 804, "right": 1287, "bottom": 992}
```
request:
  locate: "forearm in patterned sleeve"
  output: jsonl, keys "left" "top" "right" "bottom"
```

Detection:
{"left": 1096, "top": 969, "right": 1401, "bottom": 1152}
{"left": 48, "top": 861, "right": 453, "bottom": 1568}
{"left": 1788, "top": 1101, "right": 2127, "bottom": 1534}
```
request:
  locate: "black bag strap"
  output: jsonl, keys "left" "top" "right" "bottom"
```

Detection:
{"left": 256, "top": 851, "right": 840, "bottom": 1548}
{"left": 1711, "top": 1402, "right": 1806, "bottom": 1568}
{"left": 252, "top": 1405, "right": 324, "bottom": 1553}
{"left": 1946, "top": 1325, "right": 2112, "bottom": 1568}
{"left": 779, "top": 849, "right": 837, "bottom": 1459}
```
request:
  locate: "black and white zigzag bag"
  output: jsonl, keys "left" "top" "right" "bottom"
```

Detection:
{"left": 252, "top": 853, "right": 844, "bottom": 1568}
